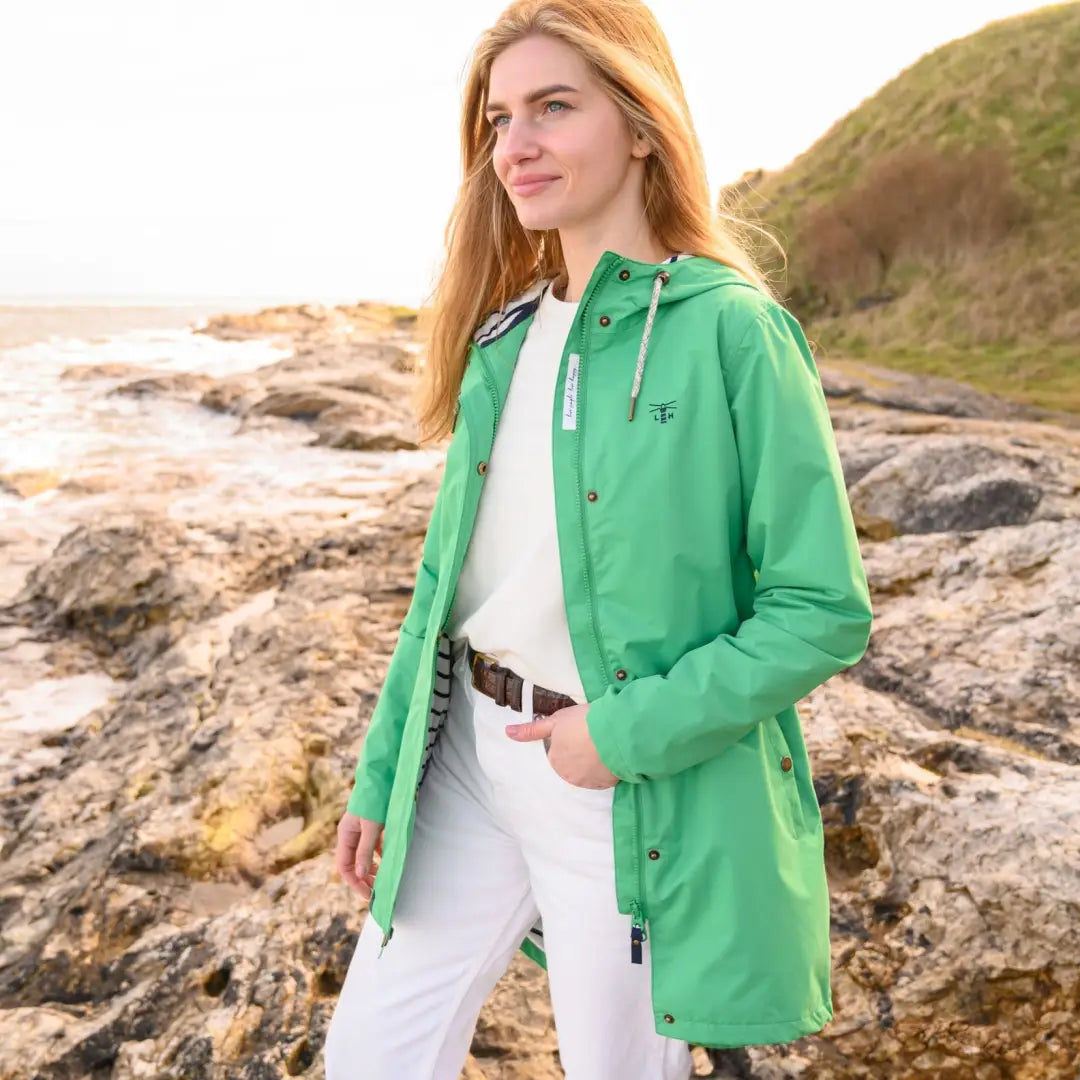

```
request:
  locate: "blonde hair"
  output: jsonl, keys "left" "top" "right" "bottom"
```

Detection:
{"left": 411, "top": 0, "right": 782, "bottom": 445}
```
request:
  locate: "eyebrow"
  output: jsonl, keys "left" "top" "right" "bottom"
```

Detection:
{"left": 484, "top": 84, "right": 580, "bottom": 114}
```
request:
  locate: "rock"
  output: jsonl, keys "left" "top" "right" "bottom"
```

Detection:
{"left": 0, "top": 481, "right": 456, "bottom": 1076}
{"left": 819, "top": 359, "right": 1080, "bottom": 430}
{"left": 2, "top": 514, "right": 306, "bottom": 677}
{"left": 0, "top": 470, "right": 63, "bottom": 498}
{"left": 854, "top": 517, "right": 1080, "bottom": 763}
{"left": 847, "top": 438, "right": 1055, "bottom": 538}
{"left": 2, "top": 297, "right": 1079, "bottom": 1078}
{"left": 59, "top": 363, "right": 159, "bottom": 383}
{"left": 247, "top": 387, "right": 362, "bottom": 422}
{"left": 800, "top": 674, "right": 1080, "bottom": 1079}
{"left": 109, "top": 373, "right": 217, "bottom": 401}
{"left": 199, "top": 377, "right": 260, "bottom": 415}
{"left": 196, "top": 302, "right": 419, "bottom": 347}
{"left": 308, "top": 401, "right": 420, "bottom": 452}
{"left": 186, "top": 330, "right": 421, "bottom": 452}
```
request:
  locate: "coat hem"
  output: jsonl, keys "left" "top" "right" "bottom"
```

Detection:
{"left": 518, "top": 936, "right": 548, "bottom": 970}
{"left": 657, "top": 1002, "right": 833, "bottom": 1048}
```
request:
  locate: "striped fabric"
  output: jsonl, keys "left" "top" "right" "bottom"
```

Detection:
{"left": 472, "top": 252, "right": 693, "bottom": 348}
{"left": 417, "top": 634, "right": 454, "bottom": 789}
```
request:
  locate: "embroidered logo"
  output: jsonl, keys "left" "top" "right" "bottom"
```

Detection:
{"left": 648, "top": 400, "right": 677, "bottom": 423}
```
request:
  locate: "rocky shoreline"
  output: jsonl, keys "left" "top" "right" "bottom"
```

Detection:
{"left": 0, "top": 301, "right": 1077, "bottom": 1078}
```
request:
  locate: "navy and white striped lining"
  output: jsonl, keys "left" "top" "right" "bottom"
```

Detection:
{"left": 472, "top": 253, "right": 693, "bottom": 348}
{"left": 473, "top": 278, "right": 551, "bottom": 348}
{"left": 417, "top": 633, "right": 454, "bottom": 785}
{"left": 415, "top": 630, "right": 550, "bottom": 961}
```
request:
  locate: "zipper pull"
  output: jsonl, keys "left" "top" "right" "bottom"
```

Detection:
{"left": 630, "top": 902, "right": 646, "bottom": 964}
{"left": 378, "top": 924, "right": 393, "bottom": 958}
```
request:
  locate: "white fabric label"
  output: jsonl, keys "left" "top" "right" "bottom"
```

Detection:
{"left": 562, "top": 352, "right": 580, "bottom": 430}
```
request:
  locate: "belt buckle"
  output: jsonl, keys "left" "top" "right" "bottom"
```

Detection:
{"left": 470, "top": 647, "right": 498, "bottom": 692}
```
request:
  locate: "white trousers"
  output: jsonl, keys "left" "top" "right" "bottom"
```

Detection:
{"left": 324, "top": 645, "right": 694, "bottom": 1080}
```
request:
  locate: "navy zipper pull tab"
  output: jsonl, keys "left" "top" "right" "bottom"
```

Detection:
{"left": 630, "top": 902, "right": 646, "bottom": 964}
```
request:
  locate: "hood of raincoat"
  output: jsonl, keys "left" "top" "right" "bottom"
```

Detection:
{"left": 470, "top": 250, "right": 756, "bottom": 422}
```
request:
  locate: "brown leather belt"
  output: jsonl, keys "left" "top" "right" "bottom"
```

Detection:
{"left": 466, "top": 643, "right": 579, "bottom": 717}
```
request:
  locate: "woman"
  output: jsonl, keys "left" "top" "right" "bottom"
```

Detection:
{"left": 325, "top": 1, "right": 872, "bottom": 1077}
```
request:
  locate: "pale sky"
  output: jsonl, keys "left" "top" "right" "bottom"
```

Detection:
{"left": 0, "top": 0, "right": 1047, "bottom": 307}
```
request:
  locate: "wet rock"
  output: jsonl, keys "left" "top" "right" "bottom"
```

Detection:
{"left": 110, "top": 372, "right": 217, "bottom": 401}
{"left": 194, "top": 310, "right": 420, "bottom": 468}
{"left": 199, "top": 376, "right": 261, "bottom": 415}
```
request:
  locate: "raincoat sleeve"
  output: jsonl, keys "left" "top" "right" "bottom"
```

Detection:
{"left": 585, "top": 299, "right": 873, "bottom": 783}
{"left": 345, "top": 484, "right": 444, "bottom": 820}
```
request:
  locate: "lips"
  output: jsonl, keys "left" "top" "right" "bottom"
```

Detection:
{"left": 511, "top": 176, "right": 559, "bottom": 196}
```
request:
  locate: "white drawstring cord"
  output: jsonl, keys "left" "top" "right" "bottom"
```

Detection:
{"left": 628, "top": 269, "right": 670, "bottom": 421}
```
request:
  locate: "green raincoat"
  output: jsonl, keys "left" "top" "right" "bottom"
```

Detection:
{"left": 346, "top": 250, "right": 873, "bottom": 1049}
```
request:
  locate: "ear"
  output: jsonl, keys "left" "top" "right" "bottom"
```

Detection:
{"left": 632, "top": 132, "right": 652, "bottom": 158}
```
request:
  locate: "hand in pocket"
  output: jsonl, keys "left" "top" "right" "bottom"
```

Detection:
{"left": 505, "top": 705, "right": 620, "bottom": 790}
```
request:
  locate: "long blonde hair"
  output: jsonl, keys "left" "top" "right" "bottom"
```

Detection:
{"left": 412, "top": 0, "right": 782, "bottom": 445}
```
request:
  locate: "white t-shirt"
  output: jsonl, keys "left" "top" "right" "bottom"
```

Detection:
{"left": 445, "top": 281, "right": 587, "bottom": 704}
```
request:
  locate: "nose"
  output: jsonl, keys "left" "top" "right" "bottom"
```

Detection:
{"left": 498, "top": 117, "right": 541, "bottom": 169}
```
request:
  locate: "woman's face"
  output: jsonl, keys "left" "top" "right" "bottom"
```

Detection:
{"left": 486, "top": 34, "right": 649, "bottom": 234}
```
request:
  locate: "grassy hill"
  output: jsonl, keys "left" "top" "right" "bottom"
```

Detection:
{"left": 730, "top": 2, "right": 1080, "bottom": 416}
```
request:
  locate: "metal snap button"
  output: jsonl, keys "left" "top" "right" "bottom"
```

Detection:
{"left": 648, "top": 849, "right": 660, "bottom": 860}
{"left": 781, "top": 756, "right": 793, "bottom": 771}
{"left": 618, "top": 269, "right": 630, "bottom": 280}
{"left": 663, "top": 1013, "right": 675, "bottom": 1023}
{"left": 598, "top": 314, "right": 611, "bottom": 326}
{"left": 615, "top": 669, "right": 627, "bottom": 680}
{"left": 586, "top": 490, "right": 598, "bottom": 502}
{"left": 477, "top": 461, "right": 487, "bottom": 474}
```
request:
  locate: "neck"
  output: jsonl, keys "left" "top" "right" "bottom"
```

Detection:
{"left": 556, "top": 203, "right": 673, "bottom": 301}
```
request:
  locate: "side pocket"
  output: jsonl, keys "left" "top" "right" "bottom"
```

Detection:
{"left": 762, "top": 714, "right": 807, "bottom": 838}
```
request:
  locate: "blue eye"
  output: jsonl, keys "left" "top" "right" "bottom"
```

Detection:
{"left": 490, "top": 100, "right": 571, "bottom": 129}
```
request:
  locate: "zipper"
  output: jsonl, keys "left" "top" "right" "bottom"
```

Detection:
{"left": 630, "top": 788, "right": 646, "bottom": 963}
{"left": 575, "top": 260, "right": 647, "bottom": 964}
{"left": 630, "top": 900, "right": 647, "bottom": 964}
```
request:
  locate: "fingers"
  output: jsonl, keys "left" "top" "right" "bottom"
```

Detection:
{"left": 335, "top": 824, "right": 360, "bottom": 888}
{"left": 506, "top": 713, "right": 556, "bottom": 742}
{"left": 353, "top": 829, "right": 376, "bottom": 883}
{"left": 336, "top": 814, "right": 383, "bottom": 899}
{"left": 356, "top": 863, "right": 377, "bottom": 902}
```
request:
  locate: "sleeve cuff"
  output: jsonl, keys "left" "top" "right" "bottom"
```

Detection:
{"left": 586, "top": 694, "right": 649, "bottom": 783}
{"left": 345, "top": 780, "right": 390, "bottom": 822}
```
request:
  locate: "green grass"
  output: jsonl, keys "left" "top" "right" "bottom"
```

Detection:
{"left": 819, "top": 342, "right": 1080, "bottom": 416}
{"left": 732, "top": 2, "right": 1080, "bottom": 419}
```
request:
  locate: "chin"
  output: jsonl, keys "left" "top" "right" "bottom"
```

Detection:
{"left": 514, "top": 207, "right": 567, "bottom": 232}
